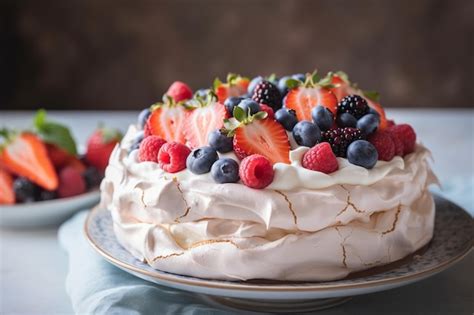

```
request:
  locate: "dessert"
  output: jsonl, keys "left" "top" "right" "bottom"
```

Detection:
{"left": 100, "top": 72, "right": 437, "bottom": 281}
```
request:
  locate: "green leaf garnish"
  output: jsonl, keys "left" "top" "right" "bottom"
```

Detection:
{"left": 285, "top": 78, "right": 301, "bottom": 89}
{"left": 233, "top": 106, "right": 246, "bottom": 122}
{"left": 362, "top": 90, "right": 380, "bottom": 102}
{"left": 33, "top": 109, "right": 77, "bottom": 155}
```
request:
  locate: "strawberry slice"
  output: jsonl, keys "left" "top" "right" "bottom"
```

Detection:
{"left": 148, "top": 105, "right": 187, "bottom": 144}
{"left": 184, "top": 101, "right": 228, "bottom": 149}
{"left": 214, "top": 74, "right": 249, "bottom": 103}
{"left": 285, "top": 87, "right": 337, "bottom": 121}
{"left": 0, "top": 133, "right": 58, "bottom": 190}
{"left": 234, "top": 118, "right": 290, "bottom": 164}
{"left": 0, "top": 169, "right": 15, "bottom": 204}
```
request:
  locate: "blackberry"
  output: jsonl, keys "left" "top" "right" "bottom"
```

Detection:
{"left": 322, "top": 127, "right": 364, "bottom": 157}
{"left": 13, "top": 177, "right": 39, "bottom": 203}
{"left": 251, "top": 80, "right": 282, "bottom": 111}
{"left": 337, "top": 95, "right": 369, "bottom": 119}
{"left": 83, "top": 166, "right": 103, "bottom": 189}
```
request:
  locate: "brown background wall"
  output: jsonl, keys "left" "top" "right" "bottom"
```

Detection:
{"left": 1, "top": 0, "right": 473, "bottom": 110}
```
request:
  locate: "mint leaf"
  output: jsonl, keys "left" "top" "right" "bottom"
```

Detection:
{"left": 33, "top": 109, "right": 77, "bottom": 155}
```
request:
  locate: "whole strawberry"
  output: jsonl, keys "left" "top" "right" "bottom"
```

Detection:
{"left": 166, "top": 81, "right": 193, "bottom": 102}
{"left": 57, "top": 166, "right": 86, "bottom": 198}
{"left": 85, "top": 127, "right": 122, "bottom": 173}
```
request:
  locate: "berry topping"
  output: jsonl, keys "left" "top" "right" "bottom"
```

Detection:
{"left": 292, "top": 73, "right": 306, "bottom": 81}
{"left": 224, "top": 97, "right": 243, "bottom": 116}
{"left": 239, "top": 154, "right": 274, "bottom": 189}
{"left": 292, "top": 121, "right": 321, "bottom": 147}
{"left": 195, "top": 89, "right": 210, "bottom": 99}
{"left": 302, "top": 142, "right": 339, "bottom": 174}
{"left": 277, "top": 76, "right": 292, "bottom": 96}
{"left": 39, "top": 189, "right": 57, "bottom": 201}
{"left": 138, "top": 135, "right": 167, "bottom": 162}
{"left": 85, "top": 127, "right": 122, "bottom": 173}
{"left": 389, "top": 130, "right": 404, "bottom": 156}
{"left": 143, "top": 120, "right": 152, "bottom": 137}
{"left": 211, "top": 158, "right": 240, "bottom": 184}
{"left": 322, "top": 127, "right": 364, "bottom": 158}
{"left": 259, "top": 104, "right": 275, "bottom": 120}
{"left": 238, "top": 99, "right": 261, "bottom": 115}
{"left": 158, "top": 142, "right": 191, "bottom": 173}
{"left": 275, "top": 108, "right": 298, "bottom": 131}
{"left": 166, "top": 81, "right": 193, "bottom": 102}
{"left": 183, "top": 96, "right": 228, "bottom": 149}
{"left": 251, "top": 80, "right": 282, "bottom": 111}
{"left": 357, "top": 113, "right": 380, "bottom": 135}
{"left": 186, "top": 147, "right": 219, "bottom": 175}
{"left": 82, "top": 166, "right": 102, "bottom": 189}
{"left": 46, "top": 143, "right": 72, "bottom": 169}
{"left": 311, "top": 105, "right": 334, "bottom": 131}
{"left": 137, "top": 108, "right": 151, "bottom": 130}
{"left": 148, "top": 99, "right": 187, "bottom": 143}
{"left": 0, "top": 132, "right": 58, "bottom": 190}
{"left": 284, "top": 73, "right": 338, "bottom": 120}
{"left": 129, "top": 131, "right": 145, "bottom": 152}
{"left": 388, "top": 124, "right": 417, "bottom": 155}
{"left": 227, "top": 108, "right": 290, "bottom": 164}
{"left": 57, "top": 166, "right": 86, "bottom": 198}
{"left": 247, "top": 76, "right": 263, "bottom": 95}
{"left": 337, "top": 95, "right": 369, "bottom": 119}
{"left": 367, "top": 131, "right": 395, "bottom": 161}
{"left": 336, "top": 112, "right": 357, "bottom": 128}
{"left": 214, "top": 74, "right": 249, "bottom": 103}
{"left": 208, "top": 129, "right": 233, "bottom": 153}
{"left": 0, "top": 169, "right": 14, "bottom": 205}
{"left": 13, "top": 177, "right": 39, "bottom": 203}
{"left": 347, "top": 140, "right": 378, "bottom": 169}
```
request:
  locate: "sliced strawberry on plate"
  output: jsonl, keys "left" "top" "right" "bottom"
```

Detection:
{"left": 183, "top": 99, "right": 228, "bottom": 149}
{"left": 0, "top": 168, "right": 15, "bottom": 204}
{"left": 0, "top": 132, "right": 58, "bottom": 190}
{"left": 46, "top": 143, "right": 72, "bottom": 169}
{"left": 148, "top": 101, "right": 187, "bottom": 144}
{"left": 214, "top": 73, "right": 249, "bottom": 103}
{"left": 225, "top": 108, "right": 290, "bottom": 164}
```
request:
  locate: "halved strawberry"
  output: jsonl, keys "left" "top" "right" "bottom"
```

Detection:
{"left": 285, "top": 87, "right": 338, "bottom": 121}
{"left": 0, "top": 168, "right": 15, "bottom": 204}
{"left": 148, "top": 105, "right": 187, "bottom": 144}
{"left": 233, "top": 118, "right": 290, "bottom": 164}
{"left": 214, "top": 74, "right": 249, "bottom": 103}
{"left": 0, "top": 132, "right": 58, "bottom": 190}
{"left": 184, "top": 101, "right": 228, "bottom": 149}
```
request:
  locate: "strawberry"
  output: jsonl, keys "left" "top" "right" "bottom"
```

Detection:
{"left": 148, "top": 102, "right": 187, "bottom": 144}
{"left": 57, "top": 166, "right": 86, "bottom": 198}
{"left": 0, "top": 168, "right": 15, "bottom": 204}
{"left": 85, "top": 127, "right": 122, "bottom": 173}
{"left": 183, "top": 100, "right": 228, "bottom": 149}
{"left": 64, "top": 156, "right": 87, "bottom": 173}
{"left": 226, "top": 108, "right": 290, "bottom": 164}
{"left": 284, "top": 72, "right": 338, "bottom": 121}
{"left": 0, "top": 132, "right": 58, "bottom": 190}
{"left": 46, "top": 143, "right": 72, "bottom": 169}
{"left": 259, "top": 104, "right": 275, "bottom": 120}
{"left": 214, "top": 73, "right": 249, "bottom": 103}
{"left": 166, "top": 81, "right": 193, "bottom": 102}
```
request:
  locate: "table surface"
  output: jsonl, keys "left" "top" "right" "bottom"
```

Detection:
{"left": 0, "top": 109, "right": 473, "bottom": 315}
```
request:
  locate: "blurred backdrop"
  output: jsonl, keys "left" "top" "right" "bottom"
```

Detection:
{"left": 1, "top": 0, "right": 472, "bottom": 110}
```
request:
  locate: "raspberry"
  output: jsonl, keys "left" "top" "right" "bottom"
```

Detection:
{"left": 259, "top": 103, "right": 275, "bottom": 120}
{"left": 138, "top": 136, "right": 167, "bottom": 162}
{"left": 57, "top": 166, "right": 86, "bottom": 198}
{"left": 252, "top": 81, "right": 282, "bottom": 111}
{"left": 389, "top": 131, "right": 404, "bottom": 156}
{"left": 388, "top": 124, "right": 416, "bottom": 156}
{"left": 158, "top": 142, "right": 191, "bottom": 173}
{"left": 239, "top": 154, "right": 274, "bottom": 189}
{"left": 367, "top": 131, "right": 395, "bottom": 161}
{"left": 302, "top": 142, "right": 339, "bottom": 174}
{"left": 337, "top": 95, "right": 369, "bottom": 119}
{"left": 386, "top": 119, "right": 396, "bottom": 128}
{"left": 321, "top": 127, "right": 364, "bottom": 158}
{"left": 166, "top": 81, "right": 193, "bottom": 102}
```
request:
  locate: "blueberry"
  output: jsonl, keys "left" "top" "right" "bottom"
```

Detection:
{"left": 336, "top": 113, "right": 357, "bottom": 128}
{"left": 208, "top": 130, "right": 233, "bottom": 153}
{"left": 83, "top": 166, "right": 103, "bottom": 189}
{"left": 238, "top": 99, "right": 261, "bottom": 115}
{"left": 292, "top": 121, "right": 321, "bottom": 147}
{"left": 368, "top": 107, "right": 380, "bottom": 117}
{"left": 224, "top": 97, "right": 243, "bottom": 116}
{"left": 13, "top": 177, "right": 39, "bottom": 203}
{"left": 195, "top": 88, "right": 210, "bottom": 98}
{"left": 312, "top": 106, "right": 334, "bottom": 131}
{"left": 347, "top": 140, "right": 378, "bottom": 169}
{"left": 129, "top": 131, "right": 145, "bottom": 152}
{"left": 39, "top": 189, "right": 57, "bottom": 201}
{"left": 277, "top": 76, "right": 292, "bottom": 96}
{"left": 186, "top": 147, "right": 219, "bottom": 175}
{"left": 275, "top": 108, "right": 298, "bottom": 131}
{"left": 292, "top": 73, "right": 306, "bottom": 82}
{"left": 211, "top": 158, "right": 240, "bottom": 183}
{"left": 247, "top": 76, "right": 264, "bottom": 95}
{"left": 357, "top": 114, "right": 380, "bottom": 135}
{"left": 137, "top": 108, "right": 151, "bottom": 129}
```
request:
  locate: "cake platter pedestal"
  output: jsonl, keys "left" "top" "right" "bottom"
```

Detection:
{"left": 84, "top": 195, "right": 473, "bottom": 313}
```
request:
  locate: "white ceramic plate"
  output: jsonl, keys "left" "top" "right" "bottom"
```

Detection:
{"left": 0, "top": 190, "right": 100, "bottom": 227}
{"left": 85, "top": 196, "right": 473, "bottom": 311}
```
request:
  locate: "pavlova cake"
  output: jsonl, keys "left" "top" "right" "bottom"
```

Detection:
{"left": 100, "top": 71, "right": 437, "bottom": 281}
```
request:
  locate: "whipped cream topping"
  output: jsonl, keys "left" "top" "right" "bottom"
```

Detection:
{"left": 100, "top": 125, "right": 438, "bottom": 281}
